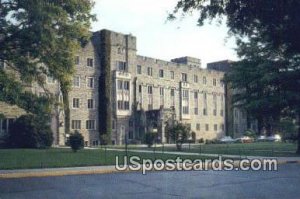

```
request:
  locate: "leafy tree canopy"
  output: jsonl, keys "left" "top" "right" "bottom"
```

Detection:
{"left": 0, "top": 0, "right": 95, "bottom": 113}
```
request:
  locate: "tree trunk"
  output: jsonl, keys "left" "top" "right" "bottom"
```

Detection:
{"left": 61, "top": 84, "right": 70, "bottom": 135}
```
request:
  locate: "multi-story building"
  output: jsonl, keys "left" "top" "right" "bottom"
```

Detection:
{"left": 0, "top": 29, "right": 227, "bottom": 146}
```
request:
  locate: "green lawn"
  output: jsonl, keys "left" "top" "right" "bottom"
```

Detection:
{"left": 108, "top": 142, "right": 299, "bottom": 157}
{"left": 0, "top": 148, "right": 211, "bottom": 170}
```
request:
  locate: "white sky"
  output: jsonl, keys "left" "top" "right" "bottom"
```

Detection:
{"left": 91, "top": 0, "right": 238, "bottom": 68}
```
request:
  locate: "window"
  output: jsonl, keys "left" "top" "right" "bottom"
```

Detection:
{"left": 182, "top": 73, "right": 188, "bottom": 82}
{"left": 71, "top": 120, "right": 81, "bottom": 129}
{"left": 194, "top": 75, "right": 198, "bottom": 83}
{"left": 221, "top": 124, "right": 225, "bottom": 131}
{"left": 148, "top": 86, "right": 153, "bottom": 94}
{"left": 205, "top": 124, "right": 209, "bottom": 131}
{"left": 220, "top": 110, "right": 224, "bottom": 116}
{"left": 117, "top": 80, "right": 123, "bottom": 90}
{"left": 194, "top": 107, "right": 198, "bottom": 115}
{"left": 160, "top": 87, "right": 164, "bottom": 106}
{"left": 213, "top": 78, "right": 217, "bottom": 86}
{"left": 87, "top": 58, "right": 94, "bottom": 67}
{"left": 170, "top": 71, "right": 174, "bottom": 79}
{"left": 147, "top": 67, "right": 152, "bottom": 76}
{"left": 194, "top": 91, "right": 198, "bottom": 115}
{"left": 47, "top": 76, "right": 55, "bottom": 84}
{"left": 203, "top": 108, "right": 207, "bottom": 115}
{"left": 214, "top": 124, "right": 218, "bottom": 131}
{"left": 182, "top": 89, "right": 189, "bottom": 114}
{"left": 203, "top": 76, "right": 207, "bottom": 84}
{"left": 170, "top": 89, "right": 175, "bottom": 107}
{"left": 88, "top": 99, "right": 94, "bottom": 109}
{"left": 138, "top": 85, "right": 142, "bottom": 93}
{"left": 137, "top": 65, "right": 142, "bottom": 74}
{"left": 75, "top": 56, "right": 80, "bottom": 65}
{"left": 117, "top": 61, "right": 127, "bottom": 71}
{"left": 194, "top": 92, "right": 198, "bottom": 99}
{"left": 196, "top": 123, "right": 200, "bottom": 131}
{"left": 159, "top": 69, "right": 164, "bottom": 78}
{"left": 73, "top": 98, "right": 80, "bottom": 108}
{"left": 86, "top": 120, "right": 95, "bottom": 130}
{"left": 73, "top": 76, "right": 80, "bottom": 87}
{"left": 87, "top": 77, "right": 94, "bottom": 88}
{"left": 123, "top": 81, "right": 130, "bottom": 90}
{"left": 171, "top": 89, "right": 175, "bottom": 97}
{"left": 159, "top": 87, "right": 164, "bottom": 96}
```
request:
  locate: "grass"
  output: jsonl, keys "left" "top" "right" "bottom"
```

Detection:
{"left": 108, "top": 142, "right": 299, "bottom": 157}
{"left": 0, "top": 148, "right": 212, "bottom": 170}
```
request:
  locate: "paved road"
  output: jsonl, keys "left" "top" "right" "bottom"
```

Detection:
{"left": 1, "top": 164, "right": 300, "bottom": 199}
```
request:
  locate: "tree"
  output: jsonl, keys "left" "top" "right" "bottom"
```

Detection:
{"left": 170, "top": 0, "right": 300, "bottom": 154}
{"left": 0, "top": 0, "right": 96, "bottom": 134}
{"left": 167, "top": 123, "right": 191, "bottom": 151}
{"left": 7, "top": 114, "right": 53, "bottom": 148}
{"left": 69, "top": 131, "right": 84, "bottom": 152}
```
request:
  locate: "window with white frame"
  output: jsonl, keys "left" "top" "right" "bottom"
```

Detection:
{"left": 73, "top": 98, "right": 80, "bottom": 108}
{"left": 86, "top": 120, "right": 95, "bottom": 130}
{"left": 182, "top": 89, "right": 189, "bottom": 114}
{"left": 88, "top": 99, "right": 94, "bottom": 109}
{"left": 73, "top": 76, "right": 80, "bottom": 87}
{"left": 87, "top": 77, "right": 94, "bottom": 88}
{"left": 71, "top": 120, "right": 81, "bottom": 129}
{"left": 117, "top": 80, "right": 130, "bottom": 110}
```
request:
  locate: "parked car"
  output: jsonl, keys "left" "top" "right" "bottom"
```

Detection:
{"left": 235, "top": 136, "right": 254, "bottom": 143}
{"left": 257, "top": 134, "right": 282, "bottom": 142}
{"left": 267, "top": 134, "right": 282, "bottom": 142}
{"left": 219, "top": 136, "right": 235, "bottom": 143}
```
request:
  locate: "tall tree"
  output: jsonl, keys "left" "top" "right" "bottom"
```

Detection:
{"left": 0, "top": 0, "right": 96, "bottom": 134}
{"left": 170, "top": 0, "right": 300, "bottom": 153}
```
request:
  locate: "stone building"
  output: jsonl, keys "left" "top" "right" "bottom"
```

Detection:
{"left": 1, "top": 29, "right": 227, "bottom": 146}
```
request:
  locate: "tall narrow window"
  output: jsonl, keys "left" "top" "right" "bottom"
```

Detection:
{"left": 73, "top": 76, "right": 80, "bottom": 87}
{"left": 203, "top": 76, "right": 207, "bottom": 84}
{"left": 170, "top": 71, "right": 175, "bottom": 79}
{"left": 147, "top": 67, "right": 152, "bottom": 76}
{"left": 159, "top": 87, "right": 164, "bottom": 106}
{"left": 182, "top": 89, "right": 189, "bottom": 114}
{"left": 137, "top": 65, "right": 142, "bottom": 74}
{"left": 86, "top": 120, "right": 95, "bottom": 130}
{"left": 88, "top": 99, "right": 94, "bottom": 109}
{"left": 194, "top": 92, "right": 198, "bottom": 115}
{"left": 194, "top": 75, "right": 198, "bottom": 83}
{"left": 170, "top": 89, "right": 175, "bottom": 107}
{"left": 182, "top": 73, "right": 188, "bottom": 82}
{"left": 159, "top": 69, "right": 164, "bottom": 78}
{"left": 73, "top": 98, "right": 80, "bottom": 108}
{"left": 75, "top": 56, "right": 80, "bottom": 65}
{"left": 148, "top": 86, "right": 153, "bottom": 110}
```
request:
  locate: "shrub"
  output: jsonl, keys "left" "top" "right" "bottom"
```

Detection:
{"left": 7, "top": 114, "right": 53, "bottom": 148}
{"left": 69, "top": 131, "right": 84, "bottom": 152}
{"left": 198, "top": 138, "right": 204, "bottom": 143}
{"left": 244, "top": 129, "right": 257, "bottom": 138}
{"left": 144, "top": 132, "right": 156, "bottom": 147}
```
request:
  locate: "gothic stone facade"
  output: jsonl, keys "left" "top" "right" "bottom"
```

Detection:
{"left": 0, "top": 29, "right": 227, "bottom": 146}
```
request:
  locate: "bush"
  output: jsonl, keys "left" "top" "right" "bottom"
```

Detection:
{"left": 144, "top": 132, "right": 156, "bottom": 147}
{"left": 244, "top": 129, "right": 257, "bottom": 138}
{"left": 198, "top": 138, "right": 204, "bottom": 143}
{"left": 69, "top": 131, "right": 84, "bottom": 152}
{"left": 7, "top": 114, "right": 53, "bottom": 148}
